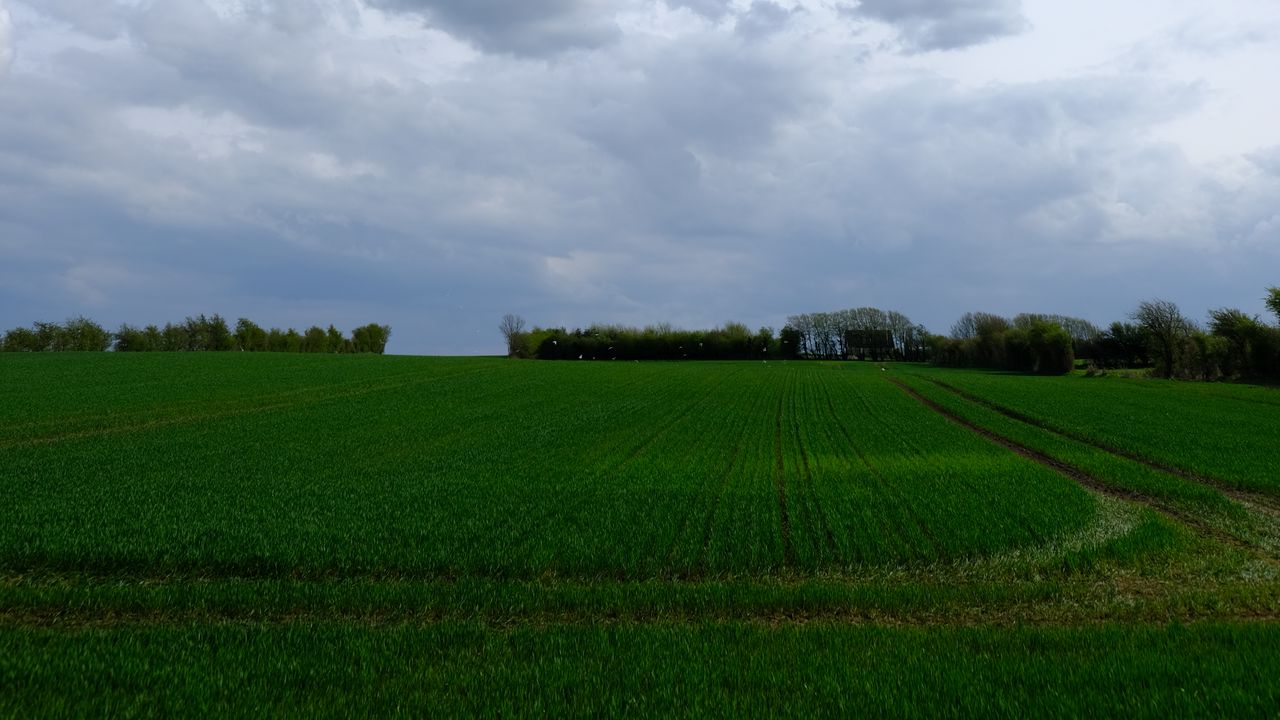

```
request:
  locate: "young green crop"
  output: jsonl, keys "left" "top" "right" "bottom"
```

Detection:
{"left": 906, "top": 366, "right": 1280, "bottom": 495}
{"left": 0, "top": 356, "right": 1101, "bottom": 579}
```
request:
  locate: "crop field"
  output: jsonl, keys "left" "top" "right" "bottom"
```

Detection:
{"left": 2, "top": 353, "right": 1279, "bottom": 716}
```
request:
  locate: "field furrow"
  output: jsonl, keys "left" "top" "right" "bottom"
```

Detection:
{"left": 905, "top": 367, "right": 1280, "bottom": 496}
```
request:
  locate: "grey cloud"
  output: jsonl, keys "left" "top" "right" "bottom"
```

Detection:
{"left": 665, "top": 0, "right": 733, "bottom": 20}
{"left": 368, "top": 0, "right": 620, "bottom": 55}
{"left": 850, "top": 0, "right": 1028, "bottom": 52}
{"left": 2, "top": 1, "right": 1278, "bottom": 353}
{"left": 249, "top": 0, "right": 360, "bottom": 35}
{"left": 15, "top": 0, "right": 129, "bottom": 39}
{"left": 1248, "top": 146, "right": 1280, "bottom": 176}
{"left": 0, "top": 0, "right": 12, "bottom": 76}
{"left": 735, "top": 1, "right": 798, "bottom": 40}
{"left": 117, "top": 1, "right": 383, "bottom": 131}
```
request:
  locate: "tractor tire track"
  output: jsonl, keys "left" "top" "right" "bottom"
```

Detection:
{"left": 921, "top": 376, "right": 1280, "bottom": 515}
{"left": 887, "top": 377, "right": 1272, "bottom": 560}
{"left": 0, "top": 368, "right": 492, "bottom": 452}
{"left": 692, "top": 431, "right": 744, "bottom": 574}
{"left": 610, "top": 367, "right": 741, "bottom": 474}
{"left": 0, "top": 365, "right": 465, "bottom": 440}
{"left": 819, "top": 381, "right": 944, "bottom": 559}
{"left": 773, "top": 384, "right": 797, "bottom": 568}
{"left": 787, "top": 377, "right": 838, "bottom": 560}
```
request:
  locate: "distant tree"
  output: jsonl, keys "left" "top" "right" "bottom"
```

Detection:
{"left": 1208, "top": 308, "right": 1257, "bottom": 377}
{"left": 499, "top": 314, "right": 527, "bottom": 357}
{"left": 351, "top": 324, "right": 391, "bottom": 354}
{"left": 949, "top": 312, "right": 981, "bottom": 340}
{"left": 114, "top": 324, "right": 153, "bottom": 352}
{"left": 183, "top": 315, "right": 210, "bottom": 351}
{"left": 55, "top": 316, "right": 111, "bottom": 351}
{"left": 1015, "top": 314, "right": 1101, "bottom": 360}
{"left": 911, "top": 324, "right": 933, "bottom": 361}
{"left": 1186, "top": 330, "right": 1227, "bottom": 381}
{"left": 234, "top": 318, "right": 267, "bottom": 351}
{"left": 326, "top": 325, "right": 347, "bottom": 353}
{"left": 1207, "top": 307, "right": 1280, "bottom": 380}
{"left": 302, "top": 326, "right": 329, "bottom": 353}
{"left": 32, "top": 322, "right": 61, "bottom": 351}
{"left": 755, "top": 327, "right": 775, "bottom": 358}
{"left": 284, "top": 329, "right": 303, "bottom": 353}
{"left": 266, "top": 328, "right": 288, "bottom": 352}
{"left": 206, "top": 314, "right": 234, "bottom": 351}
{"left": 1, "top": 326, "right": 39, "bottom": 352}
{"left": 1098, "top": 322, "right": 1149, "bottom": 369}
{"left": 949, "top": 312, "right": 1011, "bottom": 368}
{"left": 1267, "top": 287, "right": 1280, "bottom": 324}
{"left": 143, "top": 325, "right": 163, "bottom": 350}
{"left": 0, "top": 317, "right": 110, "bottom": 351}
{"left": 1025, "top": 320, "right": 1075, "bottom": 375}
{"left": 161, "top": 323, "right": 189, "bottom": 351}
{"left": 778, "top": 325, "right": 802, "bottom": 359}
{"left": 784, "top": 315, "right": 810, "bottom": 357}
{"left": 969, "top": 313, "right": 1012, "bottom": 368}
{"left": 1132, "top": 299, "right": 1193, "bottom": 379}
{"left": 886, "top": 311, "right": 915, "bottom": 360}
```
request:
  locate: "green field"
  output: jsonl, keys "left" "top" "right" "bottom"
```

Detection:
{"left": 2, "top": 354, "right": 1279, "bottom": 716}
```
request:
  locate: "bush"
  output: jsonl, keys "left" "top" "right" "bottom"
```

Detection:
{"left": 931, "top": 315, "right": 1073, "bottom": 375}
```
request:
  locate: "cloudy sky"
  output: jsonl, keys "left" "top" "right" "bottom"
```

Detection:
{"left": 2, "top": 0, "right": 1278, "bottom": 354}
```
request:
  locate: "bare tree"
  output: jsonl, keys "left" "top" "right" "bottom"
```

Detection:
{"left": 1132, "top": 299, "right": 1192, "bottom": 378}
{"left": 499, "top": 314, "right": 527, "bottom": 357}
{"left": 886, "top": 311, "right": 913, "bottom": 359}
{"left": 950, "top": 312, "right": 979, "bottom": 340}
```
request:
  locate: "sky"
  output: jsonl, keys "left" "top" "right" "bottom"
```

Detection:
{"left": 1, "top": 0, "right": 1278, "bottom": 354}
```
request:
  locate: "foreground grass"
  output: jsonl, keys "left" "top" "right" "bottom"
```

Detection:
{"left": 4, "top": 621, "right": 1277, "bottom": 718}
{"left": 4, "top": 354, "right": 1280, "bottom": 714}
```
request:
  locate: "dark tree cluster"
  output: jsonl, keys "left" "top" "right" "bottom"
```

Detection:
{"left": 1092, "top": 322, "right": 1151, "bottom": 369}
{"left": 513, "top": 321, "right": 781, "bottom": 361}
{"left": 928, "top": 287, "right": 1280, "bottom": 381}
{"left": 1121, "top": 292, "right": 1280, "bottom": 381}
{"left": 0, "top": 316, "right": 112, "bottom": 352}
{"left": 2, "top": 315, "right": 392, "bottom": 355}
{"left": 930, "top": 313, "right": 1076, "bottom": 375}
{"left": 502, "top": 308, "right": 927, "bottom": 362}
{"left": 784, "top": 308, "right": 930, "bottom": 361}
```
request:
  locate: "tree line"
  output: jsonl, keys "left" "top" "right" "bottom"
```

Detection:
{"left": 928, "top": 287, "right": 1280, "bottom": 380}
{"left": 783, "top": 308, "right": 930, "bottom": 361}
{"left": 1121, "top": 291, "right": 1280, "bottom": 381}
{"left": 928, "top": 313, "right": 1080, "bottom": 375}
{"left": 499, "top": 307, "right": 929, "bottom": 362}
{"left": 504, "top": 317, "right": 784, "bottom": 361}
{"left": 2, "top": 315, "right": 392, "bottom": 354}
{"left": 501, "top": 286, "right": 1280, "bottom": 382}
